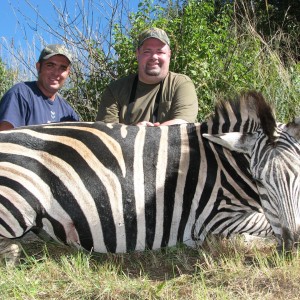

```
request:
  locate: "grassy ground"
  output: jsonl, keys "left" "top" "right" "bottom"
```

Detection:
{"left": 1, "top": 234, "right": 300, "bottom": 300}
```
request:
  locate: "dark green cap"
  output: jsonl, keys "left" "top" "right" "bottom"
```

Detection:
{"left": 137, "top": 28, "right": 170, "bottom": 48}
{"left": 38, "top": 44, "right": 72, "bottom": 63}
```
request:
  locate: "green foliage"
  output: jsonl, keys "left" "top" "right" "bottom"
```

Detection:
{"left": 61, "top": 43, "right": 118, "bottom": 121}
{"left": 109, "top": 0, "right": 299, "bottom": 122}
{"left": 0, "top": 58, "right": 15, "bottom": 99}
{"left": 167, "top": 0, "right": 239, "bottom": 119}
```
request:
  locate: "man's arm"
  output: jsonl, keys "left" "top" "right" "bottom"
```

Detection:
{"left": 96, "top": 87, "right": 120, "bottom": 123}
{"left": 0, "top": 84, "right": 27, "bottom": 130}
{"left": 165, "top": 76, "right": 198, "bottom": 123}
{"left": 137, "top": 119, "right": 187, "bottom": 126}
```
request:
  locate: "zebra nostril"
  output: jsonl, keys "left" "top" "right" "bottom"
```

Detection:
{"left": 293, "top": 241, "right": 300, "bottom": 249}
{"left": 294, "top": 230, "right": 300, "bottom": 248}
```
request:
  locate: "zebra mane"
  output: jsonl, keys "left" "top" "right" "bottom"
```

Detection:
{"left": 205, "top": 91, "right": 277, "bottom": 141}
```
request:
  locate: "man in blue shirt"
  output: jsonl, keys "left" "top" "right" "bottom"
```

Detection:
{"left": 0, "top": 44, "right": 79, "bottom": 131}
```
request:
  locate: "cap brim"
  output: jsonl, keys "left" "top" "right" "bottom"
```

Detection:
{"left": 41, "top": 53, "right": 71, "bottom": 63}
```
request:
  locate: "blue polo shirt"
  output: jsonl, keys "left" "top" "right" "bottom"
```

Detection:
{"left": 0, "top": 81, "right": 79, "bottom": 128}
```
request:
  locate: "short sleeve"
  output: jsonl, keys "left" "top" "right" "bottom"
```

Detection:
{"left": 160, "top": 75, "right": 198, "bottom": 123}
{"left": 96, "top": 87, "right": 120, "bottom": 123}
{"left": 0, "top": 88, "right": 28, "bottom": 127}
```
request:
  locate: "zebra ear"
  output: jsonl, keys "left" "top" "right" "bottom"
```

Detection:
{"left": 284, "top": 117, "right": 300, "bottom": 142}
{"left": 203, "top": 132, "right": 258, "bottom": 154}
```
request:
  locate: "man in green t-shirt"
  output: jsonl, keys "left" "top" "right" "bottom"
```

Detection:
{"left": 96, "top": 28, "right": 198, "bottom": 126}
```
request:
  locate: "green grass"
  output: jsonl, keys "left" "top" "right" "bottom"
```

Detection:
{"left": 1, "top": 235, "right": 300, "bottom": 299}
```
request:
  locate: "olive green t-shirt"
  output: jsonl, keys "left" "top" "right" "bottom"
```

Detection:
{"left": 96, "top": 71, "right": 198, "bottom": 124}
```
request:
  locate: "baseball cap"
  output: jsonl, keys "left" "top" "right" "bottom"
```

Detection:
{"left": 38, "top": 44, "right": 72, "bottom": 63}
{"left": 137, "top": 28, "right": 170, "bottom": 48}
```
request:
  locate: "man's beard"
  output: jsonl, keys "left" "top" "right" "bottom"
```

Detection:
{"left": 145, "top": 68, "right": 161, "bottom": 76}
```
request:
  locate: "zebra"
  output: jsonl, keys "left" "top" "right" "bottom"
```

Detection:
{"left": 0, "top": 91, "right": 298, "bottom": 265}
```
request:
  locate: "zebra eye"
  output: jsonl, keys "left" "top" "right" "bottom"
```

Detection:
{"left": 252, "top": 174, "right": 263, "bottom": 183}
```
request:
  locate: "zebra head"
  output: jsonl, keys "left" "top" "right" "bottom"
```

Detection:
{"left": 204, "top": 108, "right": 300, "bottom": 251}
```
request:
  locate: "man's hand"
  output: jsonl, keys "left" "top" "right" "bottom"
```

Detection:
{"left": 136, "top": 119, "right": 187, "bottom": 127}
{"left": 136, "top": 121, "right": 160, "bottom": 127}
{"left": 159, "top": 119, "right": 187, "bottom": 126}
{"left": 0, "top": 121, "right": 14, "bottom": 131}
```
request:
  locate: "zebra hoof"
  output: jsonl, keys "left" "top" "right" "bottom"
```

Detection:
{"left": 0, "top": 238, "right": 22, "bottom": 267}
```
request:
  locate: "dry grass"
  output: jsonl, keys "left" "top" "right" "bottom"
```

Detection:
{"left": 1, "top": 234, "right": 300, "bottom": 299}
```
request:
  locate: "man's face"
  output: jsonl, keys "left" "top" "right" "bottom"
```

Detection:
{"left": 36, "top": 55, "right": 70, "bottom": 99}
{"left": 137, "top": 38, "right": 171, "bottom": 84}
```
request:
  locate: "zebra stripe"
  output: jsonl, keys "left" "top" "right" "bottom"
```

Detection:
{"left": 2, "top": 91, "right": 289, "bottom": 261}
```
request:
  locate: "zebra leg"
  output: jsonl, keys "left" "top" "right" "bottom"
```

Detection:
{"left": 0, "top": 237, "right": 22, "bottom": 266}
{"left": 235, "top": 211, "right": 274, "bottom": 238}
{"left": 194, "top": 210, "right": 274, "bottom": 243}
{"left": 210, "top": 211, "right": 274, "bottom": 238}
{"left": 223, "top": 211, "right": 276, "bottom": 248}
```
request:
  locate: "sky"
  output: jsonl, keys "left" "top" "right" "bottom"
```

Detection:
{"left": 0, "top": 0, "right": 141, "bottom": 76}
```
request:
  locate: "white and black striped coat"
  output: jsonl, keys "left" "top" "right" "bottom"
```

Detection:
{"left": 0, "top": 91, "right": 298, "bottom": 262}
